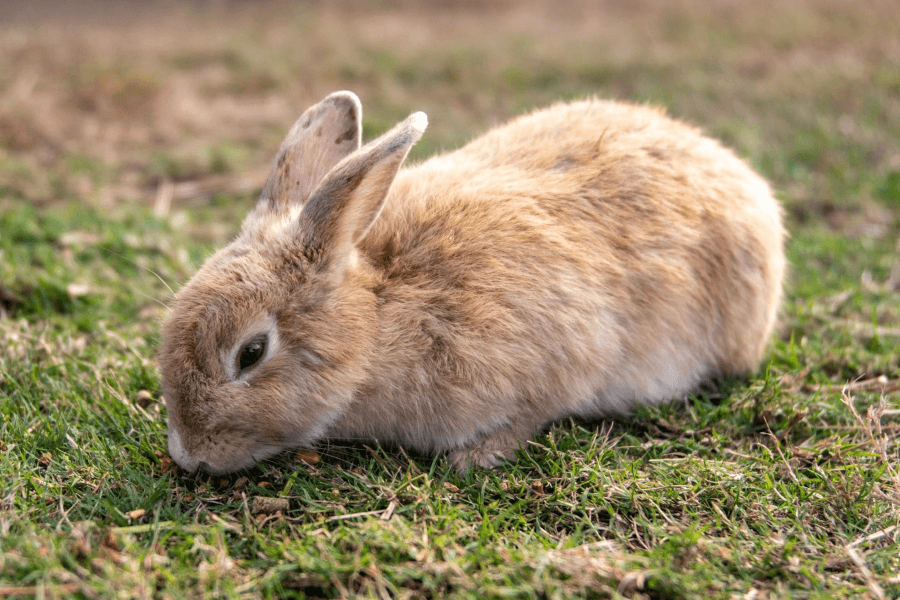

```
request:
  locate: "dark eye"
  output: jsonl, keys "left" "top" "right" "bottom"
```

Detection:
{"left": 238, "top": 335, "right": 267, "bottom": 372}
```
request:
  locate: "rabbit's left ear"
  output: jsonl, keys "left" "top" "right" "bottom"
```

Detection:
{"left": 298, "top": 110, "right": 427, "bottom": 273}
{"left": 256, "top": 91, "right": 363, "bottom": 216}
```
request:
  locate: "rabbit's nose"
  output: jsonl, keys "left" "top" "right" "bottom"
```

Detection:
{"left": 167, "top": 426, "right": 200, "bottom": 473}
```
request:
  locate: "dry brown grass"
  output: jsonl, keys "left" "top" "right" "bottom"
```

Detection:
{"left": 3, "top": 0, "right": 899, "bottom": 218}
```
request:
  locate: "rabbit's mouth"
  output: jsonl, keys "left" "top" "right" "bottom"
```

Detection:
{"left": 167, "top": 418, "right": 298, "bottom": 475}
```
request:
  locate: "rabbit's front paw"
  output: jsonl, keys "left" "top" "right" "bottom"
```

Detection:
{"left": 447, "top": 429, "right": 528, "bottom": 473}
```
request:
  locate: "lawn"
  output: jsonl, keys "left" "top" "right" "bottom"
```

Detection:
{"left": 1, "top": 1, "right": 898, "bottom": 598}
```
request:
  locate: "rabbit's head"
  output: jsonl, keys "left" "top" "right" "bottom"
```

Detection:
{"left": 159, "top": 92, "right": 426, "bottom": 473}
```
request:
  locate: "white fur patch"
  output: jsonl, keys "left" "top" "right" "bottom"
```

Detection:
{"left": 408, "top": 111, "right": 428, "bottom": 134}
{"left": 167, "top": 425, "right": 200, "bottom": 472}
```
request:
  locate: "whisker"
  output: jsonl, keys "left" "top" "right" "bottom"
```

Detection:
{"left": 137, "top": 290, "right": 171, "bottom": 310}
{"left": 100, "top": 245, "right": 177, "bottom": 298}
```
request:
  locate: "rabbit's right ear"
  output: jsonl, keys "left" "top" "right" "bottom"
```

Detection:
{"left": 297, "top": 111, "right": 427, "bottom": 276}
{"left": 252, "top": 91, "right": 363, "bottom": 220}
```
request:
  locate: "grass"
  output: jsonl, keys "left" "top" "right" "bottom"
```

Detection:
{"left": 1, "top": 0, "right": 899, "bottom": 598}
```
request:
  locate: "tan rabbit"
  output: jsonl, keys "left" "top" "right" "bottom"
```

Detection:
{"left": 159, "top": 91, "right": 785, "bottom": 474}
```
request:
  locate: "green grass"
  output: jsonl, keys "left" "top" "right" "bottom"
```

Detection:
{"left": 1, "top": 1, "right": 899, "bottom": 598}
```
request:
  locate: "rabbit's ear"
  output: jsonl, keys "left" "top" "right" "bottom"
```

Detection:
{"left": 257, "top": 91, "right": 363, "bottom": 215}
{"left": 298, "top": 111, "right": 427, "bottom": 272}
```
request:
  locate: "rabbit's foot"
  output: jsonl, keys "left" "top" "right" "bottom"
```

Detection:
{"left": 447, "top": 429, "right": 529, "bottom": 472}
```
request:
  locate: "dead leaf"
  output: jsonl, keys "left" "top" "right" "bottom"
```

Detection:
{"left": 531, "top": 480, "right": 547, "bottom": 496}
{"left": 158, "top": 456, "right": 176, "bottom": 474}
{"left": 101, "top": 529, "right": 120, "bottom": 552}
{"left": 133, "top": 390, "right": 154, "bottom": 407}
{"left": 252, "top": 496, "right": 289, "bottom": 515}
{"left": 295, "top": 449, "right": 321, "bottom": 465}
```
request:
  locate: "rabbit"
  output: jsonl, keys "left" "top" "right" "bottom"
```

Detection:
{"left": 159, "top": 91, "right": 785, "bottom": 475}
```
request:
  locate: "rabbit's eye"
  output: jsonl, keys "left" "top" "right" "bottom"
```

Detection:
{"left": 238, "top": 334, "right": 267, "bottom": 372}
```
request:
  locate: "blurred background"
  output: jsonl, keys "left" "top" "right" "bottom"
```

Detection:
{"left": 0, "top": 0, "right": 899, "bottom": 319}
{"left": 1, "top": 0, "right": 897, "bottom": 216}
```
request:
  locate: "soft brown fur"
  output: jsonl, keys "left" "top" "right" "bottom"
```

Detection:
{"left": 159, "top": 91, "right": 785, "bottom": 474}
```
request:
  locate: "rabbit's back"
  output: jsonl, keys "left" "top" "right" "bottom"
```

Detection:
{"left": 361, "top": 99, "right": 784, "bottom": 416}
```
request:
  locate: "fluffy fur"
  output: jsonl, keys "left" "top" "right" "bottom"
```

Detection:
{"left": 159, "top": 91, "right": 785, "bottom": 474}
